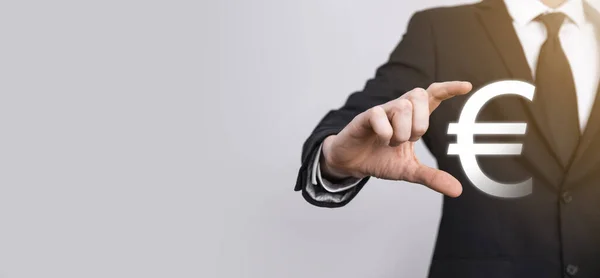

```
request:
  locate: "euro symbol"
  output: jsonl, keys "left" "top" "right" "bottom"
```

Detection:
{"left": 447, "top": 80, "right": 535, "bottom": 198}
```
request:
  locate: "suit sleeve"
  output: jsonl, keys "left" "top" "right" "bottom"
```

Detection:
{"left": 295, "top": 11, "right": 437, "bottom": 208}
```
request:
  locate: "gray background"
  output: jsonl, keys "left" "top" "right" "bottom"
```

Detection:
{"left": 8, "top": 0, "right": 594, "bottom": 277}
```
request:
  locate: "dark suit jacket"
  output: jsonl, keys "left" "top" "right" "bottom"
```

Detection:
{"left": 294, "top": 0, "right": 600, "bottom": 277}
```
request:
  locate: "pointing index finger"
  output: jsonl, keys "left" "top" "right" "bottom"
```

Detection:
{"left": 427, "top": 81, "right": 472, "bottom": 112}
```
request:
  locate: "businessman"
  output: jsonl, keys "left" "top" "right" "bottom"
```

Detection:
{"left": 295, "top": 0, "right": 600, "bottom": 277}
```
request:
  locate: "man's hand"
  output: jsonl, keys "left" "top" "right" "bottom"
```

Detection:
{"left": 321, "top": 81, "right": 472, "bottom": 197}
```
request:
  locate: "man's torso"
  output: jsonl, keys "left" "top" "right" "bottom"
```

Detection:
{"left": 420, "top": 1, "right": 600, "bottom": 277}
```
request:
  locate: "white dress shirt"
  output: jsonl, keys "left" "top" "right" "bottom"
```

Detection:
{"left": 307, "top": 0, "right": 600, "bottom": 199}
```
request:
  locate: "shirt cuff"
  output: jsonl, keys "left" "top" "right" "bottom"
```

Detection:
{"left": 311, "top": 143, "right": 363, "bottom": 193}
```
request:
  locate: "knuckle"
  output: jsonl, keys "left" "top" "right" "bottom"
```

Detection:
{"left": 395, "top": 99, "right": 413, "bottom": 112}
{"left": 393, "top": 127, "right": 411, "bottom": 142}
{"left": 379, "top": 129, "right": 394, "bottom": 142}
{"left": 380, "top": 124, "right": 393, "bottom": 136}
{"left": 428, "top": 82, "right": 442, "bottom": 91}
{"left": 368, "top": 105, "right": 385, "bottom": 118}
{"left": 393, "top": 131, "right": 410, "bottom": 143}
{"left": 410, "top": 87, "right": 428, "bottom": 99}
{"left": 412, "top": 124, "right": 429, "bottom": 136}
{"left": 373, "top": 105, "right": 386, "bottom": 114}
{"left": 411, "top": 117, "right": 430, "bottom": 140}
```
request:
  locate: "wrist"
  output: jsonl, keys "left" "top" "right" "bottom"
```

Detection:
{"left": 321, "top": 135, "right": 365, "bottom": 180}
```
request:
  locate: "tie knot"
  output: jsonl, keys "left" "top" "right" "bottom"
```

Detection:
{"left": 537, "top": 12, "right": 567, "bottom": 37}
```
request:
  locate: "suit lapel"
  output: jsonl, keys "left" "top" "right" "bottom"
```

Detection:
{"left": 475, "top": 0, "right": 533, "bottom": 83}
{"left": 565, "top": 2, "right": 600, "bottom": 185}
{"left": 474, "top": 0, "right": 563, "bottom": 188}
{"left": 567, "top": 85, "right": 600, "bottom": 185}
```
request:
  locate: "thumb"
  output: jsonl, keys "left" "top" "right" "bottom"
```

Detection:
{"left": 408, "top": 163, "right": 463, "bottom": 197}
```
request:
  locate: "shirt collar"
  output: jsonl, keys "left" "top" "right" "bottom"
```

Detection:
{"left": 503, "top": 0, "right": 586, "bottom": 27}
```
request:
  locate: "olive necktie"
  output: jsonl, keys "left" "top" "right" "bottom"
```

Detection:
{"left": 534, "top": 12, "right": 580, "bottom": 167}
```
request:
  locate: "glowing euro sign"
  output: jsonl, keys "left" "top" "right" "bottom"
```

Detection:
{"left": 447, "top": 80, "right": 535, "bottom": 198}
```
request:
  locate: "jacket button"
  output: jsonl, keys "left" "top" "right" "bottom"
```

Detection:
{"left": 561, "top": 191, "right": 573, "bottom": 204}
{"left": 566, "top": 264, "right": 579, "bottom": 276}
